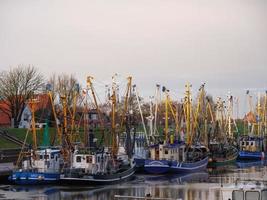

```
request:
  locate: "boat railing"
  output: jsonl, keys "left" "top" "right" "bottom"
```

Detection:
{"left": 114, "top": 194, "right": 182, "bottom": 200}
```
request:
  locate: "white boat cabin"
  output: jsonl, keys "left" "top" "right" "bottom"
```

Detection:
{"left": 221, "top": 184, "right": 267, "bottom": 200}
{"left": 149, "top": 142, "right": 185, "bottom": 162}
{"left": 72, "top": 150, "right": 109, "bottom": 174}
{"left": 22, "top": 148, "right": 62, "bottom": 173}
{"left": 239, "top": 137, "right": 264, "bottom": 152}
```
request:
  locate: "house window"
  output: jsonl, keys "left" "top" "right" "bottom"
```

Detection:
{"left": 91, "top": 114, "right": 97, "bottom": 120}
{"left": 76, "top": 156, "right": 82, "bottom": 163}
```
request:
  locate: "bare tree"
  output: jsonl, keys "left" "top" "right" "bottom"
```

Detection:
{"left": 0, "top": 65, "right": 44, "bottom": 127}
{"left": 47, "top": 74, "right": 80, "bottom": 107}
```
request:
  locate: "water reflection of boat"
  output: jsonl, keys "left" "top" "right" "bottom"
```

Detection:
{"left": 236, "top": 160, "right": 267, "bottom": 169}
{"left": 143, "top": 172, "right": 209, "bottom": 185}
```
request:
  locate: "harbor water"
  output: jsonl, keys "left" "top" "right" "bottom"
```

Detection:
{"left": 0, "top": 162, "right": 266, "bottom": 200}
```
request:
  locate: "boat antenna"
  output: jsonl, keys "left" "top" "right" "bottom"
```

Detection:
{"left": 133, "top": 84, "right": 149, "bottom": 146}
{"left": 153, "top": 84, "right": 160, "bottom": 137}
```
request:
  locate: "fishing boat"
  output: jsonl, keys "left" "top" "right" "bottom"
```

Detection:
{"left": 208, "top": 96, "right": 239, "bottom": 167}
{"left": 134, "top": 85, "right": 160, "bottom": 171}
{"left": 10, "top": 148, "right": 62, "bottom": 185}
{"left": 144, "top": 84, "right": 209, "bottom": 174}
{"left": 208, "top": 142, "right": 238, "bottom": 167}
{"left": 60, "top": 75, "right": 136, "bottom": 185}
{"left": 239, "top": 136, "right": 266, "bottom": 160}
{"left": 60, "top": 148, "right": 135, "bottom": 185}
{"left": 9, "top": 98, "right": 63, "bottom": 185}
{"left": 238, "top": 91, "right": 267, "bottom": 161}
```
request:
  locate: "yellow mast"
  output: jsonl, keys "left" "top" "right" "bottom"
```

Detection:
{"left": 60, "top": 95, "right": 72, "bottom": 161}
{"left": 87, "top": 76, "right": 105, "bottom": 144}
{"left": 47, "top": 91, "right": 62, "bottom": 145}
{"left": 185, "top": 83, "right": 191, "bottom": 145}
{"left": 167, "top": 97, "right": 179, "bottom": 139}
{"left": 163, "top": 87, "right": 169, "bottom": 142}
{"left": 28, "top": 99, "right": 38, "bottom": 152}
{"left": 191, "top": 84, "right": 205, "bottom": 145}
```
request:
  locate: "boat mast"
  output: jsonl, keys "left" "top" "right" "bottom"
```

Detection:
{"left": 83, "top": 89, "right": 89, "bottom": 147}
{"left": 87, "top": 76, "right": 106, "bottom": 145}
{"left": 153, "top": 85, "right": 160, "bottom": 137}
{"left": 111, "top": 74, "right": 118, "bottom": 157}
{"left": 227, "top": 94, "right": 233, "bottom": 139}
{"left": 61, "top": 95, "right": 72, "bottom": 161}
{"left": 28, "top": 98, "right": 38, "bottom": 152}
{"left": 134, "top": 85, "right": 149, "bottom": 145}
{"left": 46, "top": 84, "right": 62, "bottom": 146}
{"left": 163, "top": 86, "right": 169, "bottom": 142}
{"left": 264, "top": 91, "right": 267, "bottom": 136}
{"left": 146, "top": 96, "right": 154, "bottom": 142}
{"left": 70, "top": 83, "right": 79, "bottom": 143}
{"left": 185, "top": 83, "right": 192, "bottom": 146}
{"left": 257, "top": 93, "right": 262, "bottom": 136}
{"left": 192, "top": 84, "right": 205, "bottom": 145}
{"left": 120, "top": 76, "right": 132, "bottom": 130}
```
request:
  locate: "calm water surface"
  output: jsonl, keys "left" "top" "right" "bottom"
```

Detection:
{"left": 0, "top": 162, "right": 267, "bottom": 200}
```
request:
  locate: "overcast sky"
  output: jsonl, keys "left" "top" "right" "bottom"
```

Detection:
{"left": 0, "top": 0, "right": 267, "bottom": 116}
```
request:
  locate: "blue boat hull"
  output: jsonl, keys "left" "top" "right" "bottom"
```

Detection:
{"left": 134, "top": 158, "right": 145, "bottom": 168}
{"left": 9, "top": 171, "right": 60, "bottom": 185}
{"left": 238, "top": 151, "right": 266, "bottom": 160}
{"left": 144, "top": 160, "right": 170, "bottom": 174}
{"left": 170, "top": 157, "right": 209, "bottom": 174}
{"left": 236, "top": 160, "right": 267, "bottom": 168}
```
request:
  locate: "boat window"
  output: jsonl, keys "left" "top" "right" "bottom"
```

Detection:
{"left": 44, "top": 155, "right": 49, "bottom": 159}
{"left": 246, "top": 142, "right": 249, "bottom": 145}
{"left": 39, "top": 155, "right": 43, "bottom": 159}
{"left": 262, "top": 190, "right": 267, "bottom": 200}
{"left": 251, "top": 142, "right": 254, "bottom": 146}
{"left": 242, "top": 142, "right": 245, "bottom": 145}
{"left": 86, "top": 156, "right": 92, "bottom": 163}
{"left": 245, "top": 191, "right": 260, "bottom": 200}
{"left": 232, "top": 190, "right": 244, "bottom": 200}
{"left": 76, "top": 156, "right": 82, "bottom": 163}
{"left": 51, "top": 154, "right": 54, "bottom": 159}
{"left": 165, "top": 149, "right": 168, "bottom": 155}
{"left": 55, "top": 156, "right": 58, "bottom": 162}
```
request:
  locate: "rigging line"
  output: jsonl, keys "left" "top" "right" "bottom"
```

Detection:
{"left": 16, "top": 127, "right": 30, "bottom": 167}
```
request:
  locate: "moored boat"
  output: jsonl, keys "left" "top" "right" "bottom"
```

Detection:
{"left": 144, "top": 84, "right": 209, "bottom": 174}
{"left": 9, "top": 98, "right": 64, "bottom": 185}
{"left": 10, "top": 148, "right": 62, "bottom": 185}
